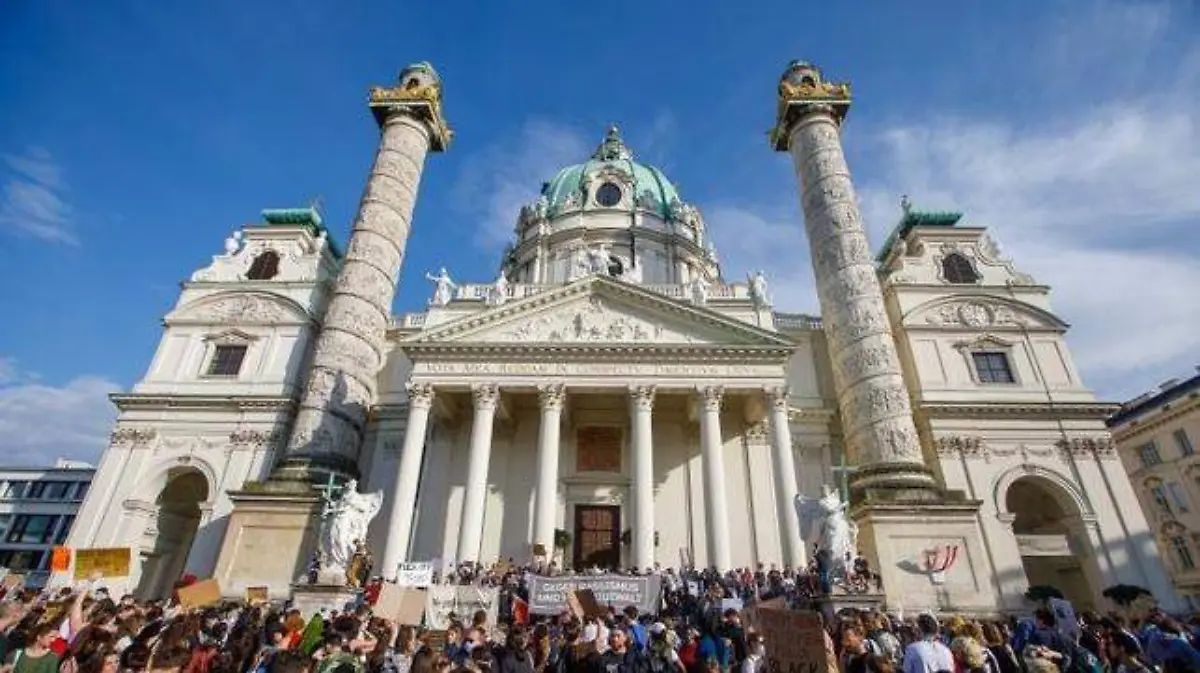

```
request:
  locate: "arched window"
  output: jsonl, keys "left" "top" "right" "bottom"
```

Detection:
{"left": 941, "top": 253, "right": 979, "bottom": 284}
{"left": 246, "top": 250, "right": 280, "bottom": 280}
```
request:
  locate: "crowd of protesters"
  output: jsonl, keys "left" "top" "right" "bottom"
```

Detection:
{"left": 1, "top": 558, "right": 1199, "bottom": 673}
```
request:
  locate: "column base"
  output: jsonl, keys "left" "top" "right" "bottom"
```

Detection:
{"left": 290, "top": 583, "right": 361, "bottom": 619}
{"left": 271, "top": 454, "right": 361, "bottom": 485}
{"left": 212, "top": 482, "right": 323, "bottom": 601}
{"left": 850, "top": 495, "right": 1002, "bottom": 616}
{"left": 814, "top": 592, "right": 886, "bottom": 623}
{"left": 849, "top": 462, "right": 940, "bottom": 500}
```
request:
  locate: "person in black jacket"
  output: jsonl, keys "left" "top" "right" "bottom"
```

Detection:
{"left": 496, "top": 627, "right": 535, "bottom": 673}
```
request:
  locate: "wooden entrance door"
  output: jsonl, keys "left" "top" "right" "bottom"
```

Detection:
{"left": 573, "top": 505, "right": 620, "bottom": 570}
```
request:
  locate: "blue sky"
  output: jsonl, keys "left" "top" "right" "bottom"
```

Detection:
{"left": 1, "top": 1, "right": 1198, "bottom": 464}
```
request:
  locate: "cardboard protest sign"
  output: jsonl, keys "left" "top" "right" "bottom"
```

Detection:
{"left": 740, "top": 596, "right": 786, "bottom": 632}
{"left": 74, "top": 548, "right": 131, "bottom": 580}
{"left": 574, "top": 588, "right": 606, "bottom": 617}
{"left": 245, "top": 586, "right": 269, "bottom": 604}
{"left": 376, "top": 584, "right": 427, "bottom": 625}
{"left": 757, "top": 606, "right": 834, "bottom": 673}
{"left": 177, "top": 579, "right": 222, "bottom": 610}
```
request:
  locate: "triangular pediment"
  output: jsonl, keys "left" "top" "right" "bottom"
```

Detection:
{"left": 405, "top": 277, "right": 793, "bottom": 348}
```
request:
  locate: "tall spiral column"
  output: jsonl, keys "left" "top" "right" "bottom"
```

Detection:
{"left": 276, "top": 63, "right": 452, "bottom": 483}
{"left": 770, "top": 61, "right": 935, "bottom": 495}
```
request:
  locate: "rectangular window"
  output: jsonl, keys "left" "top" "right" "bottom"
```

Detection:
{"left": 1139, "top": 443, "right": 1164, "bottom": 468}
{"left": 1175, "top": 429, "right": 1195, "bottom": 457}
{"left": 0, "top": 515, "right": 10, "bottom": 539}
{"left": 73, "top": 482, "right": 90, "bottom": 500}
{"left": 1171, "top": 536, "right": 1196, "bottom": 570}
{"left": 972, "top": 351, "right": 1015, "bottom": 384}
{"left": 1168, "top": 482, "right": 1191, "bottom": 513}
{"left": 26, "top": 481, "right": 47, "bottom": 499}
{"left": 2, "top": 481, "right": 28, "bottom": 499}
{"left": 54, "top": 515, "right": 75, "bottom": 545}
{"left": 1150, "top": 485, "right": 1173, "bottom": 515}
{"left": 44, "top": 481, "right": 71, "bottom": 500}
{"left": 6, "top": 515, "right": 58, "bottom": 544}
{"left": 206, "top": 345, "right": 247, "bottom": 377}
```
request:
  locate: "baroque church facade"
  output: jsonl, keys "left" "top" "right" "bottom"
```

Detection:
{"left": 67, "top": 61, "right": 1179, "bottom": 614}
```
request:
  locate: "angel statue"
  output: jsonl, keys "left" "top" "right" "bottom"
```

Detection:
{"left": 797, "top": 486, "right": 858, "bottom": 590}
{"left": 748, "top": 270, "right": 771, "bottom": 309}
{"left": 318, "top": 479, "right": 384, "bottom": 585}
{"left": 425, "top": 268, "right": 457, "bottom": 306}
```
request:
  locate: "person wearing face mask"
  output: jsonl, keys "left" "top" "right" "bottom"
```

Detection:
{"left": 740, "top": 634, "right": 766, "bottom": 673}
{"left": 496, "top": 627, "right": 534, "bottom": 673}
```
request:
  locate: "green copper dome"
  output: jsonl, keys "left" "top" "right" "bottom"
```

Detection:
{"left": 539, "top": 126, "right": 682, "bottom": 219}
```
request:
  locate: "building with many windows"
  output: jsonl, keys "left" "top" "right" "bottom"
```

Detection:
{"left": 0, "top": 459, "right": 94, "bottom": 586}
{"left": 67, "top": 61, "right": 1179, "bottom": 613}
{"left": 1108, "top": 370, "right": 1200, "bottom": 607}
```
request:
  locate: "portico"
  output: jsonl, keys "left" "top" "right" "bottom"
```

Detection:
{"left": 375, "top": 275, "right": 807, "bottom": 573}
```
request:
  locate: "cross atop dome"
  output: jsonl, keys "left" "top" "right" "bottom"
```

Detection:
{"left": 592, "top": 124, "right": 633, "bottom": 161}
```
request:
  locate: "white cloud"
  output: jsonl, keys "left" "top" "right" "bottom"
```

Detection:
{"left": 0, "top": 359, "right": 119, "bottom": 466}
{"left": 453, "top": 120, "right": 590, "bottom": 251}
{"left": 0, "top": 147, "right": 78, "bottom": 245}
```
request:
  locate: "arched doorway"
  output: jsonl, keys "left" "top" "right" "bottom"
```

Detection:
{"left": 1005, "top": 475, "right": 1101, "bottom": 610}
{"left": 135, "top": 469, "right": 209, "bottom": 599}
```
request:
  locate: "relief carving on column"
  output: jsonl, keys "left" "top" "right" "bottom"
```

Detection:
{"left": 628, "top": 385, "right": 656, "bottom": 412}
{"left": 334, "top": 265, "right": 396, "bottom": 313}
{"left": 405, "top": 380, "right": 436, "bottom": 410}
{"left": 538, "top": 383, "right": 568, "bottom": 411}
{"left": 696, "top": 385, "right": 724, "bottom": 412}
{"left": 835, "top": 336, "right": 899, "bottom": 386}
{"left": 862, "top": 420, "right": 923, "bottom": 464}
{"left": 471, "top": 383, "right": 500, "bottom": 411}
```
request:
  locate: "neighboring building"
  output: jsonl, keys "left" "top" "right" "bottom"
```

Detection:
{"left": 0, "top": 459, "right": 95, "bottom": 585}
{"left": 1107, "top": 370, "right": 1200, "bottom": 608}
{"left": 67, "top": 61, "right": 1179, "bottom": 613}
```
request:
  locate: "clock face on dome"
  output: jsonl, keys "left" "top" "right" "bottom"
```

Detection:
{"left": 595, "top": 182, "right": 622, "bottom": 208}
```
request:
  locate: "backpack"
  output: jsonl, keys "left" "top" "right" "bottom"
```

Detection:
{"left": 1068, "top": 644, "right": 1103, "bottom": 673}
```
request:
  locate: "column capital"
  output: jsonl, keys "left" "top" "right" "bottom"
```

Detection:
{"left": 770, "top": 61, "right": 851, "bottom": 151}
{"left": 368, "top": 62, "right": 453, "bottom": 150}
{"left": 471, "top": 383, "right": 500, "bottom": 411}
{"left": 537, "top": 383, "right": 567, "bottom": 411}
{"left": 405, "top": 380, "right": 436, "bottom": 410}
{"left": 695, "top": 385, "right": 724, "bottom": 412}
{"left": 629, "top": 385, "right": 657, "bottom": 412}
{"left": 764, "top": 385, "right": 790, "bottom": 411}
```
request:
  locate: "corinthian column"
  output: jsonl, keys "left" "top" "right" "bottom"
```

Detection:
{"left": 458, "top": 383, "right": 499, "bottom": 563}
{"left": 380, "top": 381, "right": 436, "bottom": 577}
{"left": 629, "top": 385, "right": 656, "bottom": 571}
{"left": 532, "top": 384, "right": 566, "bottom": 555}
{"left": 765, "top": 386, "right": 805, "bottom": 569}
{"left": 278, "top": 63, "right": 452, "bottom": 482}
{"left": 697, "top": 385, "right": 731, "bottom": 570}
{"left": 770, "top": 61, "right": 934, "bottom": 493}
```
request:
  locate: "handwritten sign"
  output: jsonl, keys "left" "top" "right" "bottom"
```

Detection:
{"left": 377, "top": 584, "right": 427, "bottom": 625}
{"left": 758, "top": 608, "right": 834, "bottom": 673}
{"left": 245, "top": 586, "right": 269, "bottom": 604}
{"left": 74, "top": 548, "right": 131, "bottom": 580}
{"left": 396, "top": 562, "right": 434, "bottom": 587}
{"left": 527, "top": 575, "right": 661, "bottom": 615}
{"left": 425, "top": 585, "right": 498, "bottom": 629}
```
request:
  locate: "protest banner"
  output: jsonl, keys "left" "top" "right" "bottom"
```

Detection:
{"left": 425, "top": 585, "right": 499, "bottom": 629}
{"left": 396, "top": 562, "right": 434, "bottom": 587}
{"left": 74, "top": 548, "right": 132, "bottom": 580}
{"left": 245, "top": 586, "right": 269, "bottom": 604}
{"left": 757, "top": 607, "right": 835, "bottom": 673}
{"left": 527, "top": 575, "right": 661, "bottom": 615}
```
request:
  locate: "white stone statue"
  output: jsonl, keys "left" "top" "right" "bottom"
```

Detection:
{"left": 586, "top": 243, "right": 611, "bottom": 275}
{"left": 748, "top": 270, "right": 770, "bottom": 308}
{"left": 224, "top": 230, "right": 244, "bottom": 256}
{"left": 533, "top": 194, "right": 549, "bottom": 220}
{"left": 425, "top": 267, "right": 457, "bottom": 306}
{"left": 689, "top": 276, "right": 710, "bottom": 306}
{"left": 797, "top": 486, "right": 859, "bottom": 581}
{"left": 319, "top": 479, "right": 383, "bottom": 583}
{"left": 488, "top": 272, "right": 509, "bottom": 306}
